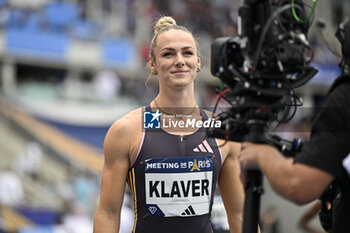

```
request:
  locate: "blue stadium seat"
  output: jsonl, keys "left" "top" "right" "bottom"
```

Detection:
{"left": 70, "top": 19, "right": 101, "bottom": 40}
{"left": 43, "top": 1, "right": 80, "bottom": 30}
{"left": 6, "top": 28, "right": 68, "bottom": 60}
{"left": 101, "top": 39, "right": 135, "bottom": 67}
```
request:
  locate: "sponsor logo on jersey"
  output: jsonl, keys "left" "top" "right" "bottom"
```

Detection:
{"left": 181, "top": 205, "right": 196, "bottom": 216}
{"left": 193, "top": 140, "right": 214, "bottom": 153}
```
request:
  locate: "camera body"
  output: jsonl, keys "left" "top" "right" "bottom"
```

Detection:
{"left": 209, "top": 0, "right": 318, "bottom": 142}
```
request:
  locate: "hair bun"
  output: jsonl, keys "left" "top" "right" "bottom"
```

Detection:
{"left": 154, "top": 16, "right": 177, "bottom": 34}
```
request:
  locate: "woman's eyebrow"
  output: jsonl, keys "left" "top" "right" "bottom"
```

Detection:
{"left": 161, "top": 46, "right": 194, "bottom": 52}
{"left": 181, "top": 46, "right": 194, "bottom": 50}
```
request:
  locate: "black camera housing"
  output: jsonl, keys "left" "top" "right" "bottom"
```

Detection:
{"left": 209, "top": 0, "right": 318, "bottom": 142}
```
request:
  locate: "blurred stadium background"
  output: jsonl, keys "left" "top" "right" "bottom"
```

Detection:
{"left": 0, "top": 0, "right": 348, "bottom": 232}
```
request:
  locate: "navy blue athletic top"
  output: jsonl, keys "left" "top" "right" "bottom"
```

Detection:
{"left": 127, "top": 107, "right": 223, "bottom": 233}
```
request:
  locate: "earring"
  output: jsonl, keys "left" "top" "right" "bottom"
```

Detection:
{"left": 197, "top": 67, "right": 201, "bottom": 72}
{"left": 151, "top": 69, "right": 158, "bottom": 75}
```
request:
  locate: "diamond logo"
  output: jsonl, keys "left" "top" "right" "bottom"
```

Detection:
{"left": 149, "top": 206, "right": 157, "bottom": 215}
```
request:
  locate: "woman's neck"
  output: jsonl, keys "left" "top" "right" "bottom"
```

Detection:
{"left": 153, "top": 86, "right": 197, "bottom": 115}
{"left": 153, "top": 86, "right": 201, "bottom": 135}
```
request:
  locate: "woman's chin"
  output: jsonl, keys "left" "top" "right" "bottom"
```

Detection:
{"left": 170, "top": 76, "right": 194, "bottom": 88}
{"left": 171, "top": 80, "right": 194, "bottom": 89}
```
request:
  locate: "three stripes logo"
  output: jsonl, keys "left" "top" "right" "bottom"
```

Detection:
{"left": 193, "top": 140, "right": 214, "bottom": 153}
{"left": 181, "top": 205, "right": 196, "bottom": 216}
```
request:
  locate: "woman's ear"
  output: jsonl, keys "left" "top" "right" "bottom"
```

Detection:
{"left": 197, "top": 56, "right": 201, "bottom": 70}
{"left": 148, "top": 57, "right": 158, "bottom": 75}
{"left": 148, "top": 57, "right": 154, "bottom": 69}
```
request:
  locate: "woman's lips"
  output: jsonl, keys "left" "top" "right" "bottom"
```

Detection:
{"left": 171, "top": 70, "right": 189, "bottom": 74}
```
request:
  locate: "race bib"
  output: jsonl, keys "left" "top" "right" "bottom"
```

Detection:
{"left": 145, "top": 156, "right": 213, "bottom": 217}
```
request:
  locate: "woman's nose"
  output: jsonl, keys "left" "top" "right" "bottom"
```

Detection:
{"left": 175, "top": 55, "right": 185, "bottom": 67}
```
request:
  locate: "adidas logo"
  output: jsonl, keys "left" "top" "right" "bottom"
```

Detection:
{"left": 181, "top": 205, "right": 196, "bottom": 216}
{"left": 193, "top": 140, "right": 214, "bottom": 153}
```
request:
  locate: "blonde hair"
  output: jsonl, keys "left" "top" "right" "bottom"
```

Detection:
{"left": 148, "top": 16, "right": 200, "bottom": 64}
{"left": 153, "top": 16, "right": 177, "bottom": 35}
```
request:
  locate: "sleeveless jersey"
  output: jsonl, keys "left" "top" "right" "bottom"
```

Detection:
{"left": 127, "top": 107, "right": 223, "bottom": 233}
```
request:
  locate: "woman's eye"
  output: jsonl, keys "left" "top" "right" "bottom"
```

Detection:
{"left": 184, "top": 51, "right": 193, "bottom": 55}
{"left": 162, "top": 52, "right": 173, "bottom": 57}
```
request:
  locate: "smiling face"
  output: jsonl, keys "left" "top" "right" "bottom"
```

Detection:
{"left": 149, "top": 29, "right": 201, "bottom": 90}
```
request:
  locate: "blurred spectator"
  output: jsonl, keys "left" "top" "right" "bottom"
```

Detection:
{"left": 72, "top": 172, "right": 98, "bottom": 215}
{"left": 14, "top": 141, "right": 43, "bottom": 180}
{"left": 119, "top": 194, "right": 134, "bottom": 233}
{"left": 61, "top": 202, "right": 93, "bottom": 233}
{"left": 210, "top": 194, "right": 230, "bottom": 232}
{"left": 55, "top": 176, "right": 75, "bottom": 205}
{"left": 92, "top": 69, "right": 122, "bottom": 103}
{"left": 0, "top": 167, "right": 25, "bottom": 207}
{"left": 143, "top": 0, "right": 239, "bottom": 39}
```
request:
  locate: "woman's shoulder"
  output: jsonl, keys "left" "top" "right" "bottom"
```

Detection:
{"left": 108, "top": 107, "right": 144, "bottom": 136}
{"left": 120, "top": 107, "right": 144, "bottom": 123}
{"left": 103, "top": 107, "right": 145, "bottom": 165}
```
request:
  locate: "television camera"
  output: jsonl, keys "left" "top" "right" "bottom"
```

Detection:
{"left": 208, "top": 0, "right": 318, "bottom": 232}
